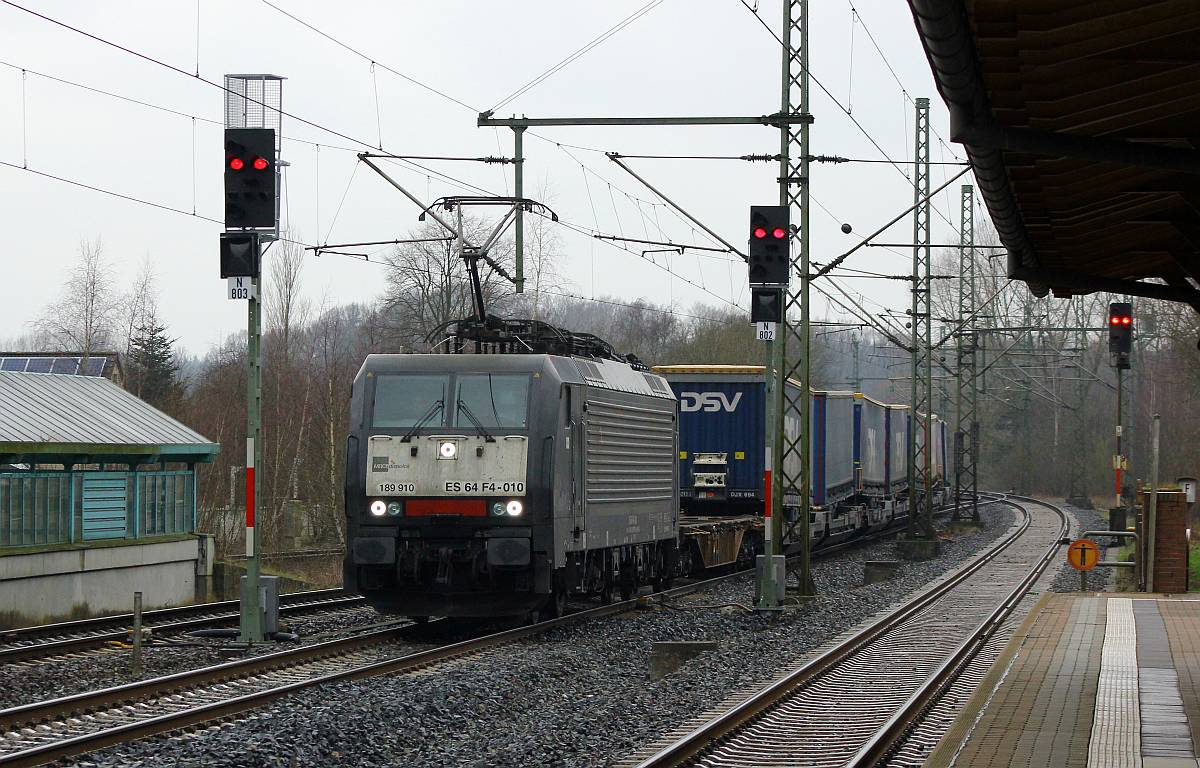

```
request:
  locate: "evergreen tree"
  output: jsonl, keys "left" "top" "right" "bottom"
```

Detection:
{"left": 127, "top": 322, "right": 180, "bottom": 409}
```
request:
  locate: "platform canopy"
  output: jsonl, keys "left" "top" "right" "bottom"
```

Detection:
{"left": 908, "top": 0, "right": 1200, "bottom": 312}
{"left": 0, "top": 371, "right": 218, "bottom": 465}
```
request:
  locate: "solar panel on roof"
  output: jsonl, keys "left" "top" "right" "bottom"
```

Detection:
{"left": 50, "top": 357, "right": 81, "bottom": 374}
{"left": 25, "top": 358, "right": 53, "bottom": 373}
{"left": 83, "top": 357, "right": 106, "bottom": 376}
{"left": 0, "top": 357, "right": 28, "bottom": 372}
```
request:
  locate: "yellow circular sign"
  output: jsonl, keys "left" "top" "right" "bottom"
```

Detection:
{"left": 1067, "top": 538, "right": 1100, "bottom": 571}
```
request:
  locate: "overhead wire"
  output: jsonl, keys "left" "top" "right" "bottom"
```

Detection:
{"left": 488, "top": 0, "right": 665, "bottom": 113}
{"left": 0, "top": 155, "right": 747, "bottom": 326}
{"left": 6, "top": 0, "right": 878, "bottom": 322}
{"left": 735, "top": 0, "right": 961, "bottom": 234}
{"left": 259, "top": 0, "right": 479, "bottom": 113}
{"left": 252, "top": 0, "right": 738, "bottom": 294}
{"left": 843, "top": 0, "right": 962, "bottom": 162}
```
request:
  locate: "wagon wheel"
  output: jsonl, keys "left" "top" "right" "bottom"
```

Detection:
{"left": 548, "top": 586, "right": 568, "bottom": 618}
{"left": 599, "top": 573, "right": 620, "bottom": 605}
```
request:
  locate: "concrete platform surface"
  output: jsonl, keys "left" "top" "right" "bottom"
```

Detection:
{"left": 928, "top": 593, "right": 1200, "bottom": 768}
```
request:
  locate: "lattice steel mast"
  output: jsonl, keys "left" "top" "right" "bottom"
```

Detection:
{"left": 953, "top": 184, "right": 979, "bottom": 521}
{"left": 773, "top": 0, "right": 816, "bottom": 595}
{"left": 1067, "top": 295, "right": 1090, "bottom": 503}
{"left": 907, "top": 97, "right": 936, "bottom": 541}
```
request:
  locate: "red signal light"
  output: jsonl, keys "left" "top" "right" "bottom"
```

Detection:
{"left": 1122, "top": 316, "right": 1131, "bottom": 325}
{"left": 1111, "top": 316, "right": 1120, "bottom": 325}
{"left": 252, "top": 156, "right": 269, "bottom": 171}
{"left": 772, "top": 227, "right": 786, "bottom": 239}
{"left": 229, "top": 157, "right": 244, "bottom": 171}
{"left": 753, "top": 227, "right": 767, "bottom": 239}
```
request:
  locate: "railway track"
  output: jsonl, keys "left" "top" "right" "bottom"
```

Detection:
{"left": 0, "top": 495, "right": 1002, "bottom": 765}
{"left": 0, "top": 589, "right": 364, "bottom": 664}
{"left": 628, "top": 495, "right": 1067, "bottom": 768}
{"left": 0, "top": 565, "right": 777, "bottom": 767}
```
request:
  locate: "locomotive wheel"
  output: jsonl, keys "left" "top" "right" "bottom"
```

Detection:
{"left": 548, "top": 587, "right": 568, "bottom": 618}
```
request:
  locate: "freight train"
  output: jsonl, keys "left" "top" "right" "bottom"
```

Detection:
{"left": 344, "top": 348, "right": 947, "bottom": 621}
{"left": 660, "top": 365, "right": 947, "bottom": 548}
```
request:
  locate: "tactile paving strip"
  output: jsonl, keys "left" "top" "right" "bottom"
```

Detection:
{"left": 1087, "top": 597, "right": 1141, "bottom": 768}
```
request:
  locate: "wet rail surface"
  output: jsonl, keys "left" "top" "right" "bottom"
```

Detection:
{"left": 0, "top": 589, "right": 363, "bottom": 664}
{"left": 629, "top": 496, "right": 1066, "bottom": 768}
{"left": 0, "top": 497, "right": 1001, "bottom": 767}
{"left": 0, "top": 560, "right": 790, "bottom": 768}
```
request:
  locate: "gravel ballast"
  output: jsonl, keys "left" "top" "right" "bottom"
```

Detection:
{"left": 0, "top": 605, "right": 394, "bottom": 710}
{"left": 75, "top": 502, "right": 1022, "bottom": 768}
{"left": 1048, "top": 501, "right": 1119, "bottom": 592}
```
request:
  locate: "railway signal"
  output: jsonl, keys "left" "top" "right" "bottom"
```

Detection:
{"left": 224, "top": 128, "right": 276, "bottom": 229}
{"left": 1107, "top": 301, "right": 1133, "bottom": 509}
{"left": 747, "top": 204, "right": 791, "bottom": 613}
{"left": 751, "top": 288, "right": 782, "bottom": 324}
{"left": 222, "top": 76, "right": 284, "bottom": 645}
{"left": 219, "top": 232, "right": 261, "bottom": 279}
{"left": 1108, "top": 302, "right": 1132, "bottom": 370}
{"left": 748, "top": 205, "right": 791, "bottom": 286}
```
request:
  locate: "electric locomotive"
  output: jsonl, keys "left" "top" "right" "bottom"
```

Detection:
{"left": 343, "top": 323, "right": 679, "bottom": 620}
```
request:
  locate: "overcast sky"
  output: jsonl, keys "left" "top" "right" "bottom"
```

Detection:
{"left": 0, "top": 0, "right": 979, "bottom": 356}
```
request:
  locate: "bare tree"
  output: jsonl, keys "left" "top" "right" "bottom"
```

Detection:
{"left": 522, "top": 179, "right": 568, "bottom": 320}
{"left": 120, "top": 256, "right": 158, "bottom": 360}
{"left": 265, "top": 235, "right": 310, "bottom": 364}
{"left": 379, "top": 216, "right": 515, "bottom": 349}
{"left": 32, "top": 238, "right": 120, "bottom": 359}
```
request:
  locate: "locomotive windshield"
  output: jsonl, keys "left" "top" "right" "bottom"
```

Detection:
{"left": 370, "top": 373, "right": 529, "bottom": 429}
{"left": 456, "top": 374, "right": 529, "bottom": 428}
{"left": 372, "top": 375, "right": 448, "bottom": 428}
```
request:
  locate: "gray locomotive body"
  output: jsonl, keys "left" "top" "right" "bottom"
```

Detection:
{"left": 344, "top": 353, "right": 679, "bottom": 618}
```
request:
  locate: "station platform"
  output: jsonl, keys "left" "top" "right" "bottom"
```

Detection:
{"left": 929, "top": 593, "right": 1200, "bottom": 767}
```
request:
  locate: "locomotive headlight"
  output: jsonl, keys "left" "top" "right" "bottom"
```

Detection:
{"left": 369, "top": 499, "right": 387, "bottom": 517}
{"left": 506, "top": 499, "right": 524, "bottom": 517}
{"left": 438, "top": 440, "right": 458, "bottom": 460}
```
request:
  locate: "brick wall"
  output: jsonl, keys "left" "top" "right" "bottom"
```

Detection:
{"left": 1143, "top": 490, "right": 1189, "bottom": 593}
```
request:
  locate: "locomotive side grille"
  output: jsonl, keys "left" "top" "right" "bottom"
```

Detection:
{"left": 575, "top": 360, "right": 606, "bottom": 386}
{"left": 584, "top": 395, "right": 676, "bottom": 503}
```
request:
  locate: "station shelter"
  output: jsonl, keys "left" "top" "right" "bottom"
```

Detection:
{"left": 0, "top": 369, "right": 218, "bottom": 624}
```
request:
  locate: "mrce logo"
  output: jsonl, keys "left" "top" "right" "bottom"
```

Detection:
{"left": 679, "top": 391, "right": 742, "bottom": 413}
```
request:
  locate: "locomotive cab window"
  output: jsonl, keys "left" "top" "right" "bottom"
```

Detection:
{"left": 372, "top": 375, "right": 449, "bottom": 428}
{"left": 455, "top": 374, "right": 530, "bottom": 429}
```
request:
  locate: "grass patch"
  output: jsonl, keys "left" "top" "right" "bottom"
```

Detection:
{"left": 1114, "top": 543, "right": 1138, "bottom": 592}
{"left": 1188, "top": 541, "right": 1200, "bottom": 592}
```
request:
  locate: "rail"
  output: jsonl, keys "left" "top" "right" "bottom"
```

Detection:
{"left": 0, "top": 565, "right": 773, "bottom": 767}
{"left": 846, "top": 496, "right": 1068, "bottom": 766}
{"left": 0, "top": 589, "right": 359, "bottom": 664}
{"left": 632, "top": 495, "right": 1065, "bottom": 768}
